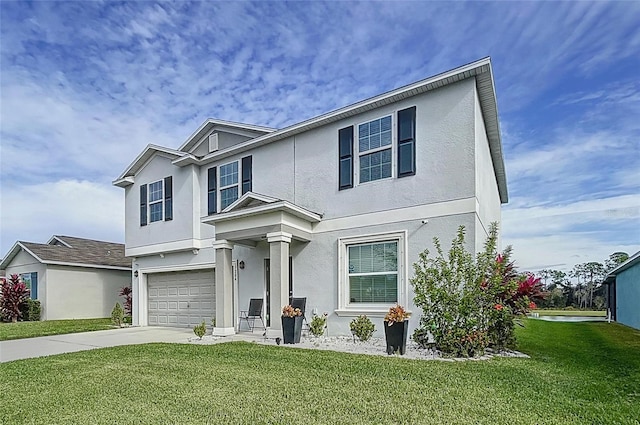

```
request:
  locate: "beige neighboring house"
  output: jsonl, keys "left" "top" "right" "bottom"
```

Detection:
{"left": 0, "top": 236, "right": 131, "bottom": 320}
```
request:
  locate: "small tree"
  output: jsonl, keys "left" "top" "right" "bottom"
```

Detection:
{"left": 119, "top": 286, "right": 132, "bottom": 316}
{"left": 1, "top": 275, "right": 30, "bottom": 323}
{"left": 111, "top": 302, "right": 124, "bottom": 326}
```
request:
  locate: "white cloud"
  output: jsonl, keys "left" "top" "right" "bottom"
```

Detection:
{"left": 0, "top": 180, "right": 124, "bottom": 254}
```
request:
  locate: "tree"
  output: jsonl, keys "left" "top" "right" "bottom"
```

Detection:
{"left": 605, "top": 252, "right": 629, "bottom": 272}
{"left": 0, "top": 275, "right": 30, "bottom": 323}
{"left": 571, "top": 262, "right": 605, "bottom": 309}
{"left": 119, "top": 286, "right": 132, "bottom": 316}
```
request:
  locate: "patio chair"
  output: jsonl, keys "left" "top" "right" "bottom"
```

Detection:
{"left": 290, "top": 297, "right": 309, "bottom": 332}
{"left": 239, "top": 298, "right": 265, "bottom": 331}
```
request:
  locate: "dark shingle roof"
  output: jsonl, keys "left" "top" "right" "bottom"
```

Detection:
{"left": 19, "top": 236, "right": 131, "bottom": 269}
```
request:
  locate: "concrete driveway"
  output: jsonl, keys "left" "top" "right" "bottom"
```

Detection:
{"left": 0, "top": 327, "right": 194, "bottom": 363}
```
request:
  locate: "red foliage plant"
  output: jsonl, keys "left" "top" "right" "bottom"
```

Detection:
{"left": 1, "top": 274, "right": 30, "bottom": 323}
{"left": 119, "top": 286, "right": 132, "bottom": 316}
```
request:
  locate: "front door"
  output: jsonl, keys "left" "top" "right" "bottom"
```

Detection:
{"left": 264, "top": 257, "right": 293, "bottom": 327}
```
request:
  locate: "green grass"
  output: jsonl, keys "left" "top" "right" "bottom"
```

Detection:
{"left": 0, "top": 318, "right": 114, "bottom": 341}
{"left": 535, "top": 309, "right": 606, "bottom": 317}
{"left": 1, "top": 320, "right": 638, "bottom": 424}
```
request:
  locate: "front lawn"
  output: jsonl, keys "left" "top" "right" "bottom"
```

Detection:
{"left": 0, "top": 320, "right": 638, "bottom": 424}
{"left": 0, "top": 318, "right": 114, "bottom": 341}
{"left": 535, "top": 309, "right": 606, "bottom": 317}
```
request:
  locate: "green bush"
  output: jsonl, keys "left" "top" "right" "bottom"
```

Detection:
{"left": 309, "top": 313, "right": 328, "bottom": 337}
{"left": 349, "top": 315, "right": 375, "bottom": 342}
{"left": 193, "top": 321, "right": 207, "bottom": 339}
{"left": 27, "top": 299, "right": 41, "bottom": 321}
{"left": 111, "top": 303, "right": 124, "bottom": 327}
{"left": 411, "top": 223, "right": 545, "bottom": 356}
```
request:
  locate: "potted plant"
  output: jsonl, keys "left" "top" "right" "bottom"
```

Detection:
{"left": 384, "top": 304, "right": 411, "bottom": 355}
{"left": 281, "top": 304, "right": 303, "bottom": 344}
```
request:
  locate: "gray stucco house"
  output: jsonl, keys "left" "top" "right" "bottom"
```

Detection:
{"left": 0, "top": 236, "right": 131, "bottom": 320}
{"left": 604, "top": 251, "right": 640, "bottom": 330}
{"left": 113, "top": 58, "right": 508, "bottom": 337}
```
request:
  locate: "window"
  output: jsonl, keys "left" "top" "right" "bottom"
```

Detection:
{"left": 219, "top": 161, "right": 239, "bottom": 210}
{"left": 139, "top": 177, "right": 173, "bottom": 225}
{"left": 337, "top": 231, "right": 407, "bottom": 315}
{"left": 358, "top": 115, "right": 392, "bottom": 183}
{"left": 20, "top": 272, "right": 37, "bottom": 299}
{"left": 339, "top": 107, "right": 416, "bottom": 189}
{"left": 348, "top": 241, "right": 397, "bottom": 303}
{"left": 148, "top": 180, "right": 163, "bottom": 222}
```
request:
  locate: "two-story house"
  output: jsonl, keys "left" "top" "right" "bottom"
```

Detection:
{"left": 113, "top": 58, "right": 508, "bottom": 337}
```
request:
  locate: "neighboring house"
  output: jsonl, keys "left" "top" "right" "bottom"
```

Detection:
{"left": 113, "top": 57, "right": 508, "bottom": 337}
{"left": 0, "top": 236, "right": 131, "bottom": 320}
{"left": 604, "top": 251, "right": 640, "bottom": 330}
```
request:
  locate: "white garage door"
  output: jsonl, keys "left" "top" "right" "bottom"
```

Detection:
{"left": 147, "top": 269, "right": 215, "bottom": 327}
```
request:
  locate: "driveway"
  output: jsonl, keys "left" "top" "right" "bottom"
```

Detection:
{"left": 0, "top": 327, "right": 194, "bottom": 363}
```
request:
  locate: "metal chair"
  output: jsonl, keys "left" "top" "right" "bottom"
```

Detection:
{"left": 290, "top": 297, "right": 309, "bottom": 332}
{"left": 239, "top": 298, "right": 265, "bottom": 331}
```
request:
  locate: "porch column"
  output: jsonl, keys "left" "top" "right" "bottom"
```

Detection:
{"left": 266, "top": 231, "right": 292, "bottom": 338}
{"left": 213, "top": 240, "right": 235, "bottom": 336}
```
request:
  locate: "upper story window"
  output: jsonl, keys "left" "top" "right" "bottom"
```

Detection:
{"left": 338, "top": 107, "right": 416, "bottom": 190}
{"left": 148, "top": 180, "right": 163, "bottom": 222}
{"left": 219, "top": 161, "right": 239, "bottom": 210}
{"left": 140, "top": 176, "right": 173, "bottom": 226}
{"left": 208, "top": 155, "right": 252, "bottom": 214}
{"left": 358, "top": 115, "right": 392, "bottom": 184}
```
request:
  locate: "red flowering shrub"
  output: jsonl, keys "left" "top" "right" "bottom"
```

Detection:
{"left": 412, "top": 223, "right": 547, "bottom": 356}
{"left": 1, "top": 274, "right": 30, "bottom": 323}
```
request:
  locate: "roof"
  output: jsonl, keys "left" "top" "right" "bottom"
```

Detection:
{"left": 604, "top": 251, "right": 640, "bottom": 284}
{"left": 114, "top": 58, "right": 508, "bottom": 203}
{"left": 0, "top": 236, "right": 131, "bottom": 271}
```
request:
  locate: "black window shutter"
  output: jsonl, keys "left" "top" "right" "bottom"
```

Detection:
{"left": 164, "top": 176, "right": 173, "bottom": 221}
{"left": 140, "top": 184, "right": 148, "bottom": 226}
{"left": 207, "top": 167, "right": 217, "bottom": 215}
{"left": 398, "top": 106, "right": 416, "bottom": 177}
{"left": 241, "top": 156, "right": 252, "bottom": 194}
{"left": 338, "top": 126, "right": 354, "bottom": 190}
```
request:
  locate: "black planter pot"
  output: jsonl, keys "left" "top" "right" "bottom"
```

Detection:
{"left": 384, "top": 320, "right": 409, "bottom": 355}
{"left": 282, "top": 315, "right": 304, "bottom": 344}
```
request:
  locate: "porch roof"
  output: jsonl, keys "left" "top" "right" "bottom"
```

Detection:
{"left": 202, "top": 192, "right": 322, "bottom": 246}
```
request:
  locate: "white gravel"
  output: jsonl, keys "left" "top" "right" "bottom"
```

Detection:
{"left": 188, "top": 333, "right": 529, "bottom": 361}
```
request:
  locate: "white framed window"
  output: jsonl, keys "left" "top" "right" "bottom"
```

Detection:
{"left": 148, "top": 180, "right": 163, "bottom": 222}
{"left": 219, "top": 161, "right": 239, "bottom": 210}
{"left": 358, "top": 115, "right": 393, "bottom": 184}
{"left": 336, "top": 231, "right": 408, "bottom": 316}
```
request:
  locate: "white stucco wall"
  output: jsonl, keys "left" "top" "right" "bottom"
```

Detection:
{"left": 474, "top": 84, "right": 502, "bottom": 251}
{"left": 125, "top": 156, "right": 214, "bottom": 254}
{"left": 44, "top": 266, "right": 130, "bottom": 320}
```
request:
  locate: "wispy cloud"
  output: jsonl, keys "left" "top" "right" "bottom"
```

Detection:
{"left": 1, "top": 1, "right": 639, "bottom": 271}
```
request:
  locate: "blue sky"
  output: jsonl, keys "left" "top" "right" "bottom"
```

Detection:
{"left": 1, "top": 1, "right": 638, "bottom": 273}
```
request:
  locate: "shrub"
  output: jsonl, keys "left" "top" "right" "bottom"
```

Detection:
{"left": 411, "top": 223, "right": 545, "bottom": 356}
{"left": 309, "top": 313, "right": 328, "bottom": 337}
{"left": 282, "top": 305, "right": 302, "bottom": 317}
{"left": 22, "top": 299, "right": 41, "bottom": 321}
{"left": 411, "top": 226, "right": 489, "bottom": 357}
{"left": 119, "top": 286, "right": 132, "bottom": 316}
{"left": 384, "top": 304, "right": 410, "bottom": 325}
{"left": 350, "top": 315, "right": 375, "bottom": 342}
{"left": 111, "top": 302, "right": 124, "bottom": 326}
{"left": 193, "top": 321, "right": 207, "bottom": 339}
{"left": 1, "top": 275, "right": 30, "bottom": 323}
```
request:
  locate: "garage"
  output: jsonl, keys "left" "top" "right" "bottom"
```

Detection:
{"left": 147, "top": 269, "right": 215, "bottom": 327}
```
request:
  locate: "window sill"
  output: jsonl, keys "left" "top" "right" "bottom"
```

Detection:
{"left": 334, "top": 308, "right": 413, "bottom": 318}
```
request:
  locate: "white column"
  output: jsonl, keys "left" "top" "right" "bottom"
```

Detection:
{"left": 266, "top": 231, "right": 291, "bottom": 338}
{"left": 213, "top": 240, "right": 235, "bottom": 336}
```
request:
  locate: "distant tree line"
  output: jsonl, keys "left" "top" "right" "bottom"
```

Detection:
{"left": 534, "top": 252, "right": 629, "bottom": 310}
